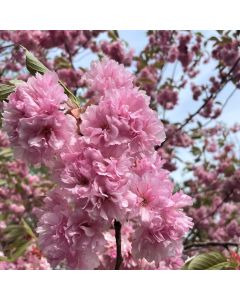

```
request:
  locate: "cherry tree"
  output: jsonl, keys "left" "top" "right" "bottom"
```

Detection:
{"left": 0, "top": 30, "right": 240, "bottom": 270}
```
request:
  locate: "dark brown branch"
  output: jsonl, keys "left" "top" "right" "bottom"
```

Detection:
{"left": 184, "top": 241, "right": 239, "bottom": 251}
{"left": 114, "top": 220, "right": 123, "bottom": 270}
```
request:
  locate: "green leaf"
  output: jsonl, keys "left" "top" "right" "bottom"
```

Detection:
{"left": 191, "top": 133, "right": 202, "bottom": 139}
{"left": 108, "top": 30, "right": 119, "bottom": 41}
{"left": 208, "top": 36, "right": 219, "bottom": 42}
{"left": 191, "top": 146, "right": 202, "bottom": 156}
{"left": 9, "top": 241, "right": 31, "bottom": 261}
{"left": 0, "top": 241, "right": 32, "bottom": 262}
{"left": 223, "top": 165, "right": 235, "bottom": 177}
{"left": 9, "top": 79, "right": 25, "bottom": 86}
{"left": 59, "top": 81, "right": 80, "bottom": 107}
{"left": 0, "top": 147, "right": 13, "bottom": 159}
{"left": 181, "top": 259, "right": 191, "bottom": 269}
{"left": 208, "top": 261, "right": 237, "bottom": 270}
{"left": 186, "top": 252, "right": 227, "bottom": 270}
{"left": 21, "top": 218, "right": 36, "bottom": 239}
{"left": 0, "top": 84, "right": 15, "bottom": 101}
{"left": 54, "top": 56, "right": 72, "bottom": 69}
{"left": 25, "top": 49, "right": 49, "bottom": 75}
{"left": 0, "top": 179, "right": 6, "bottom": 186}
{"left": 195, "top": 32, "right": 204, "bottom": 37}
{"left": 221, "top": 36, "right": 232, "bottom": 44}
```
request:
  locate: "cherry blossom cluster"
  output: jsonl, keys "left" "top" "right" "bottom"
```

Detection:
{"left": 3, "top": 58, "right": 193, "bottom": 269}
{"left": 100, "top": 40, "right": 134, "bottom": 66}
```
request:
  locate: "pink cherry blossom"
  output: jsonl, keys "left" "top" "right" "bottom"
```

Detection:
{"left": 3, "top": 72, "right": 76, "bottom": 165}
{"left": 157, "top": 87, "right": 179, "bottom": 110}
{"left": 55, "top": 138, "right": 136, "bottom": 222}
{"left": 80, "top": 87, "right": 165, "bottom": 155}
{"left": 83, "top": 58, "right": 134, "bottom": 97}
{"left": 36, "top": 189, "right": 106, "bottom": 269}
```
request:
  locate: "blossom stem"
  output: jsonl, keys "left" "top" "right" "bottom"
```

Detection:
{"left": 114, "top": 220, "right": 123, "bottom": 270}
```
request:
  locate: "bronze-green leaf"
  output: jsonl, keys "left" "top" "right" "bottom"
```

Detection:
{"left": 184, "top": 252, "right": 228, "bottom": 270}
{"left": 0, "top": 84, "right": 15, "bottom": 101}
{"left": 25, "top": 49, "right": 49, "bottom": 75}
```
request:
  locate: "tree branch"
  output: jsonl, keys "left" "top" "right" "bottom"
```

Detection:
{"left": 0, "top": 44, "right": 15, "bottom": 51}
{"left": 184, "top": 241, "right": 239, "bottom": 251}
{"left": 114, "top": 220, "right": 123, "bottom": 270}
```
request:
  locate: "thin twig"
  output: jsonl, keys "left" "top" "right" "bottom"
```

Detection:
{"left": 198, "top": 87, "right": 238, "bottom": 129}
{"left": 177, "top": 57, "right": 240, "bottom": 131}
{"left": 184, "top": 241, "right": 239, "bottom": 251}
{"left": 0, "top": 44, "right": 15, "bottom": 51}
{"left": 114, "top": 220, "right": 123, "bottom": 270}
{"left": 221, "top": 87, "right": 237, "bottom": 110}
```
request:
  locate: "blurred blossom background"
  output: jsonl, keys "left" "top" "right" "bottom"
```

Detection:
{"left": 0, "top": 30, "right": 240, "bottom": 270}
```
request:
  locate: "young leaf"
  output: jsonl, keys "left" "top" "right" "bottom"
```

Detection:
{"left": 0, "top": 241, "right": 32, "bottom": 262}
{"left": 25, "top": 49, "right": 49, "bottom": 75}
{"left": 208, "top": 261, "right": 237, "bottom": 270}
{"left": 59, "top": 81, "right": 80, "bottom": 107}
{"left": 186, "top": 252, "right": 227, "bottom": 270}
{"left": 108, "top": 30, "right": 119, "bottom": 41}
{"left": 0, "top": 84, "right": 15, "bottom": 101}
{"left": 54, "top": 56, "right": 72, "bottom": 69}
{"left": 21, "top": 218, "right": 37, "bottom": 240}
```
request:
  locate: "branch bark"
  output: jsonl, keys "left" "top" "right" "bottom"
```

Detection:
{"left": 114, "top": 220, "right": 123, "bottom": 270}
{"left": 184, "top": 241, "right": 239, "bottom": 251}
